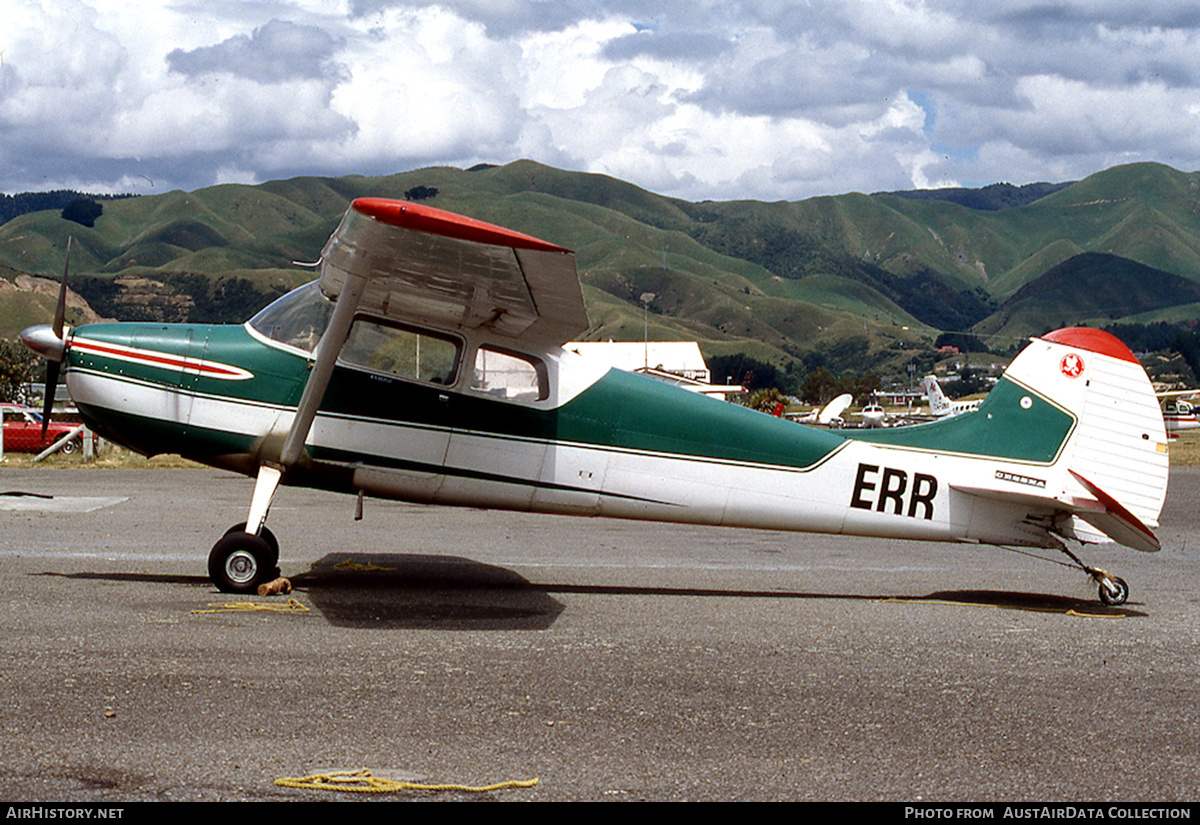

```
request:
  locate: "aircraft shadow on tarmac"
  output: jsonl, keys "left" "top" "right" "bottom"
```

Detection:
{"left": 293, "top": 553, "right": 566, "bottom": 630}
{"left": 880, "top": 589, "right": 1145, "bottom": 618}
{"left": 45, "top": 560, "right": 1146, "bottom": 628}
{"left": 287, "top": 554, "right": 1145, "bottom": 628}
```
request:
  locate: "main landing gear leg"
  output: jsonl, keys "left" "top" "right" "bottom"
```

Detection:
{"left": 208, "top": 465, "right": 283, "bottom": 594}
{"left": 1057, "top": 543, "right": 1129, "bottom": 606}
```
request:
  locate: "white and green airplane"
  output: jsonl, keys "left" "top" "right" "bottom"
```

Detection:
{"left": 21, "top": 198, "right": 1169, "bottom": 604}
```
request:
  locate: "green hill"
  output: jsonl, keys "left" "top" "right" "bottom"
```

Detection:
{"left": 4, "top": 159, "right": 1200, "bottom": 381}
{"left": 872, "top": 181, "right": 1071, "bottom": 210}
{"left": 975, "top": 252, "right": 1200, "bottom": 339}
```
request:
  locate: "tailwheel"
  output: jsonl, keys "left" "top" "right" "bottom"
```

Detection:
{"left": 208, "top": 531, "right": 275, "bottom": 594}
{"left": 1097, "top": 574, "right": 1129, "bottom": 606}
{"left": 1054, "top": 544, "right": 1130, "bottom": 606}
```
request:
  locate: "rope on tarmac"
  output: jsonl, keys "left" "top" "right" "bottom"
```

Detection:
{"left": 275, "top": 768, "right": 538, "bottom": 794}
{"left": 877, "top": 596, "right": 1124, "bottom": 618}
{"left": 191, "top": 598, "right": 310, "bottom": 614}
{"left": 333, "top": 558, "right": 395, "bottom": 572}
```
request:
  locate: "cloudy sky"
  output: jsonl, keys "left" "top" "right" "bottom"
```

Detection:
{"left": 4, "top": 0, "right": 1200, "bottom": 202}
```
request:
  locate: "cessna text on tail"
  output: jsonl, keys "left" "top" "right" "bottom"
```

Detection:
{"left": 21, "top": 199, "right": 1169, "bottom": 605}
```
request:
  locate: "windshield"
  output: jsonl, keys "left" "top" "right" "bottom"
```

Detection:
{"left": 248, "top": 281, "right": 333, "bottom": 353}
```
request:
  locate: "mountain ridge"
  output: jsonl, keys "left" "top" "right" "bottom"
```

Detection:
{"left": 2, "top": 160, "right": 1199, "bottom": 379}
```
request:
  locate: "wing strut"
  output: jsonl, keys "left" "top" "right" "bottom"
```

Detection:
{"left": 244, "top": 465, "right": 283, "bottom": 537}
{"left": 241, "top": 271, "right": 368, "bottom": 536}
{"left": 280, "top": 271, "right": 367, "bottom": 467}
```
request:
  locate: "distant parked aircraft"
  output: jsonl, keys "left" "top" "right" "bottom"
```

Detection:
{"left": 790, "top": 393, "right": 854, "bottom": 426}
{"left": 922, "top": 374, "right": 983, "bottom": 417}
{"left": 1157, "top": 390, "right": 1200, "bottom": 437}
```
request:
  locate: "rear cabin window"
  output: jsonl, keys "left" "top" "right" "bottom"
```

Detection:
{"left": 340, "top": 318, "right": 461, "bottom": 385}
{"left": 469, "top": 347, "right": 548, "bottom": 402}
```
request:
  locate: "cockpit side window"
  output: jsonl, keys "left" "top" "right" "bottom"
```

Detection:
{"left": 248, "top": 281, "right": 333, "bottom": 353}
{"left": 340, "top": 317, "right": 461, "bottom": 386}
{"left": 469, "top": 346, "right": 548, "bottom": 402}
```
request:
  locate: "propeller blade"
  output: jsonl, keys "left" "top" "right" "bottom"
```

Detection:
{"left": 52, "top": 236, "right": 71, "bottom": 338}
{"left": 40, "top": 361, "right": 60, "bottom": 439}
{"left": 40, "top": 237, "right": 72, "bottom": 438}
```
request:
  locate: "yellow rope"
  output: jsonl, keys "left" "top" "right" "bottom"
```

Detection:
{"left": 333, "top": 558, "right": 395, "bottom": 572}
{"left": 878, "top": 596, "right": 1124, "bottom": 618}
{"left": 191, "top": 598, "right": 310, "bottom": 615}
{"left": 275, "top": 768, "right": 538, "bottom": 794}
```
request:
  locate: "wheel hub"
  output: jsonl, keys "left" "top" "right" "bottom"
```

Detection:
{"left": 1097, "top": 574, "right": 1129, "bottom": 606}
{"left": 224, "top": 549, "right": 259, "bottom": 584}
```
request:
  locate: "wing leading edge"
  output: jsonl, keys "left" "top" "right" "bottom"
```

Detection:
{"left": 318, "top": 198, "right": 589, "bottom": 347}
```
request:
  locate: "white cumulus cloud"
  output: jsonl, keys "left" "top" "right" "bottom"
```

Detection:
{"left": 3, "top": 0, "right": 1200, "bottom": 199}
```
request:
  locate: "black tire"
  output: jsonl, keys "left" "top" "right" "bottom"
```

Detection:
{"left": 59, "top": 437, "right": 81, "bottom": 455}
{"left": 224, "top": 522, "right": 279, "bottom": 570}
{"left": 208, "top": 532, "right": 274, "bottom": 594}
{"left": 1098, "top": 576, "right": 1129, "bottom": 606}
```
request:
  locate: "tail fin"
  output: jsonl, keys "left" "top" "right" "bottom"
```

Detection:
{"left": 818, "top": 392, "right": 853, "bottom": 424}
{"left": 855, "top": 328, "right": 1169, "bottom": 551}
{"left": 1003, "top": 327, "right": 1168, "bottom": 550}
{"left": 921, "top": 374, "right": 952, "bottom": 416}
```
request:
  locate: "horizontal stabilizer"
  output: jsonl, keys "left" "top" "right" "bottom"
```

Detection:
{"left": 952, "top": 469, "right": 1161, "bottom": 554}
{"left": 1068, "top": 470, "right": 1161, "bottom": 553}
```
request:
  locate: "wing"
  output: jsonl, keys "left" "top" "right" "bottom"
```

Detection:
{"left": 317, "top": 197, "right": 589, "bottom": 347}
{"left": 273, "top": 198, "right": 588, "bottom": 474}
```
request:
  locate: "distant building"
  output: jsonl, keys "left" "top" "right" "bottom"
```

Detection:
{"left": 565, "top": 341, "right": 743, "bottom": 399}
{"left": 566, "top": 341, "right": 712, "bottom": 383}
{"left": 877, "top": 389, "right": 926, "bottom": 406}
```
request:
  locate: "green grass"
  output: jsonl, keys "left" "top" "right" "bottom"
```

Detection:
{"left": 1, "top": 446, "right": 204, "bottom": 469}
{"left": 1167, "top": 431, "right": 1200, "bottom": 468}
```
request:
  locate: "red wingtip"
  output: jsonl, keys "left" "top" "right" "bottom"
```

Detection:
{"left": 1042, "top": 327, "right": 1138, "bottom": 364}
{"left": 351, "top": 198, "right": 570, "bottom": 254}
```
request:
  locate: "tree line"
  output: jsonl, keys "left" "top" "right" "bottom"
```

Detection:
{"left": 1, "top": 191, "right": 136, "bottom": 226}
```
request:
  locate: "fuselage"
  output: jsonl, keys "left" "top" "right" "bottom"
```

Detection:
{"left": 59, "top": 284, "right": 1098, "bottom": 553}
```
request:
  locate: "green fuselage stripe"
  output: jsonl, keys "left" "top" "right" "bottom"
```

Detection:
{"left": 844, "top": 378, "right": 1075, "bottom": 464}
{"left": 67, "top": 324, "right": 1073, "bottom": 474}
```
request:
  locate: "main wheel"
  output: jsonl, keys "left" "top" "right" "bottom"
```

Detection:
{"left": 1098, "top": 575, "right": 1129, "bottom": 606}
{"left": 223, "top": 522, "right": 279, "bottom": 570}
{"left": 208, "top": 532, "right": 274, "bottom": 594}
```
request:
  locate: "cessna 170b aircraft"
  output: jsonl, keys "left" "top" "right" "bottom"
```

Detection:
{"left": 20, "top": 198, "right": 1169, "bottom": 605}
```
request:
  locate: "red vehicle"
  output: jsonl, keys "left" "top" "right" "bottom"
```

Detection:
{"left": 1, "top": 403, "right": 81, "bottom": 454}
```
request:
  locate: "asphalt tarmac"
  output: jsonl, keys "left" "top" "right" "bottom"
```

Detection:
{"left": 2, "top": 465, "right": 1200, "bottom": 802}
